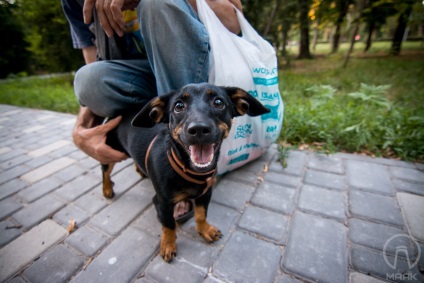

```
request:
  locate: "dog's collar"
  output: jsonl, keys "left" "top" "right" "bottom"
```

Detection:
{"left": 144, "top": 135, "right": 159, "bottom": 176}
{"left": 167, "top": 147, "right": 216, "bottom": 197}
{"left": 168, "top": 147, "right": 216, "bottom": 177}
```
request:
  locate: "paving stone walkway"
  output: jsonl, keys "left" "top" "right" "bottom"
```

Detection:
{"left": 0, "top": 104, "right": 423, "bottom": 283}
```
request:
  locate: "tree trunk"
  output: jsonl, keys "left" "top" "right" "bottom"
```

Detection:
{"left": 364, "top": 19, "right": 375, "bottom": 52}
{"left": 332, "top": 25, "right": 342, "bottom": 53}
{"left": 390, "top": 3, "right": 413, "bottom": 55}
{"left": 263, "top": 0, "right": 281, "bottom": 37}
{"left": 343, "top": 0, "right": 366, "bottom": 68}
{"left": 331, "top": 0, "right": 349, "bottom": 53}
{"left": 282, "top": 24, "right": 292, "bottom": 67}
{"left": 312, "top": 18, "right": 320, "bottom": 51}
{"left": 298, "top": 0, "right": 312, "bottom": 59}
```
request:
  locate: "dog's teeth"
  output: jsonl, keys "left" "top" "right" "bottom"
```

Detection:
{"left": 194, "top": 161, "right": 212, "bottom": 168}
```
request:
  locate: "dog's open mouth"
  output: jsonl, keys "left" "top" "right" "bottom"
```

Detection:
{"left": 188, "top": 143, "right": 217, "bottom": 169}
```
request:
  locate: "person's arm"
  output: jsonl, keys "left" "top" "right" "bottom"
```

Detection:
{"left": 62, "top": 0, "right": 127, "bottom": 163}
{"left": 82, "top": 45, "right": 97, "bottom": 64}
{"left": 73, "top": 107, "right": 128, "bottom": 164}
{"left": 73, "top": 51, "right": 128, "bottom": 163}
{"left": 62, "top": 0, "right": 96, "bottom": 49}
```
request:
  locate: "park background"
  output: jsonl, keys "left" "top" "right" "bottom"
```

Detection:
{"left": 0, "top": 0, "right": 423, "bottom": 162}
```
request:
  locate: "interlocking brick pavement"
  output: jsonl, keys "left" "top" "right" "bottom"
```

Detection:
{"left": 1, "top": 104, "right": 423, "bottom": 283}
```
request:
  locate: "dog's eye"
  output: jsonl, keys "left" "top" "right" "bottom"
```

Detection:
{"left": 174, "top": 101, "right": 185, "bottom": 113}
{"left": 213, "top": 98, "right": 225, "bottom": 109}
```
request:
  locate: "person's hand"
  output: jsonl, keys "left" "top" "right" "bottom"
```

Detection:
{"left": 73, "top": 116, "right": 128, "bottom": 164}
{"left": 189, "top": 0, "right": 242, "bottom": 34}
{"left": 227, "top": 0, "right": 242, "bottom": 12}
{"left": 83, "top": 0, "right": 140, "bottom": 37}
{"left": 207, "top": 0, "right": 241, "bottom": 34}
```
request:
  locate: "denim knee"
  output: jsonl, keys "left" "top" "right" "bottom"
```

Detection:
{"left": 74, "top": 60, "right": 157, "bottom": 117}
{"left": 74, "top": 63, "right": 96, "bottom": 108}
{"left": 74, "top": 62, "right": 118, "bottom": 117}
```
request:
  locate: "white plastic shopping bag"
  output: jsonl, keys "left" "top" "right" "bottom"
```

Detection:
{"left": 197, "top": 0, "right": 284, "bottom": 174}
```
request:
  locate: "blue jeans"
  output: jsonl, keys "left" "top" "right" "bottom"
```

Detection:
{"left": 74, "top": 0, "right": 210, "bottom": 117}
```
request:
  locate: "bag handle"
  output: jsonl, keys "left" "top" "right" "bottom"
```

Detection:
{"left": 196, "top": 0, "right": 274, "bottom": 54}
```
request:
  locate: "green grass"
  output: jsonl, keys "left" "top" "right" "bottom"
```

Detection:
{"left": 0, "top": 73, "right": 79, "bottom": 114}
{"left": 280, "top": 42, "right": 424, "bottom": 161}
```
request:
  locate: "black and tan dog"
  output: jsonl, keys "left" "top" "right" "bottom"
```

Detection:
{"left": 101, "top": 83, "right": 269, "bottom": 262}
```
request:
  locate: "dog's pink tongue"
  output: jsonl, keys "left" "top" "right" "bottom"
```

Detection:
{"left": 189, "top": 144, "right": 214, "bottom": 164}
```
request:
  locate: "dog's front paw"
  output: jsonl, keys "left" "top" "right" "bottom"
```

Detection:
{"left": 102, "top": 182, "right": 114, "bottom": 199}
{"left": 160, "top": 242, "right": 177, "bottom": 262}
{"left": 198, "top": 224, "right": 223, "bottom": 243}
{"left": 160, "top": 227, "right": 177, "bottom": 262}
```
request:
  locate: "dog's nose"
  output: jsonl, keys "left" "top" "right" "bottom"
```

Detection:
{"left": 187, "top": 122, "right": 211, "bottom": 137}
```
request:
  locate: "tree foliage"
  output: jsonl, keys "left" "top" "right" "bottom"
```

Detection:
{"left": 0, "top": 0, "right": 30, "bottom": 77}
{"left": 362, "top": 0, "right": 396, "bottom": 52}
{"left": 19, "top": 0, "right": 84, "bottom": 73}
{"left": 0, "top": 0, "right": 83, "bottom": 78}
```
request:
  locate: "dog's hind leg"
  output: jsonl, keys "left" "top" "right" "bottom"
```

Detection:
{"left": 134, "top": 164, "right": 146, "bottom": 178}
{"left": 101, "top": 163, "right": 115, "bottom": 198}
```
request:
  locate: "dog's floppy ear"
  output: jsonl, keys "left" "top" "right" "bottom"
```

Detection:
{"left": 223, "top": 87, "right": 270, "bottom": 117}
{"left": 132, "top": 92, "right": 174, "bottom": 128}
